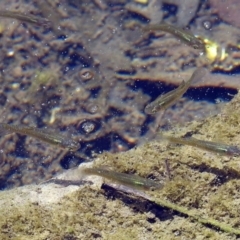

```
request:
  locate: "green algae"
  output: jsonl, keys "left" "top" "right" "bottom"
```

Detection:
{"left": 27, "top": 70, "right": 60, "bottom": 105}
{"left": 1, "top": 93, "right": 240, "bottom": 239}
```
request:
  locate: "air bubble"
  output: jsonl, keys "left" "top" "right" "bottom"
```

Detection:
{"left": 80, "top": 69, "right": 94, "bottom": 81}
{"left": 203, "top": 21, "right": 212, "bottom": 30}
{"left": 7, "top": 49, "right": 14, "bottom": 57}
{"left": 82, "top": 121, "right": 95, "bottom": 133}
{"left": 85, "top": 103, "right": 98, "bottom": 114}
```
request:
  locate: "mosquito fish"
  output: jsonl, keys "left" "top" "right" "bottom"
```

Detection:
{"left": 142, "top": 23, "right": 205, "bottom": 51}
{"left": 145, "top": 68, "right": 207, "bottom": 115}
{"left": 0, "top": 10, "right": 50, "bottom": 26}
{"left": 82, "top": 167, "right": 163, "bottom": 191}
{"left": 161, "top": 134, "right": 240, "bottom": 156}
{"left": 0, "top": 123, "right": 79, "bottom": 151}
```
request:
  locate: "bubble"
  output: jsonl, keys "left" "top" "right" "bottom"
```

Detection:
{"left": 80, "top": 69, "right": 94, "bottom": 81}
{"left": 203, "top": 21, "right": 212, "bottom": 30}
{"left": 88, "top": 105, "right": 98, "bottom": 114}
{"left": 84, "top": 103, "right": 98, "bottom": 114}
{"left": 7, "top": 49, "right": 14, "bottom": 57}
{"left": 82, "top": 121, "right": 95, "bottom": 133}
{"left": 78, "top": 120, "right": 101, "bottom": 135}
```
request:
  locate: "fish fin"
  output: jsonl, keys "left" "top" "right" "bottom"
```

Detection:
{"left": 191, "top": 68, "right": 208, "bottom": 85}
{"left": 178, "top": 80, "right": 187, "bottom": 89}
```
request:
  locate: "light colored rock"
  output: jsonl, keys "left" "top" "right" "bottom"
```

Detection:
{"left": 210, "top": 0, "right": 240, "bottom": 28}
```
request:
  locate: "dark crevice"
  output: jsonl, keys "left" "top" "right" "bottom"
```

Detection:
{"left": 130, "top": 79, "right": 237, "bottom": 103}
{"left": 212, "top": 66, "right": 240, "bottom": 75}
{"left": 14, "top": 136, "right": 28, "bottom": 158}
{"left": 126, "top": 10, "right": 150, "bottom": 23}
{"left": 102, "top": 183, "right": 180, "bottom": 222}
{"left": 162, "top": 3, "right": 178, "bottom": 20}
{"left": 180, "top": 161, "right": 240, "bottom": 186}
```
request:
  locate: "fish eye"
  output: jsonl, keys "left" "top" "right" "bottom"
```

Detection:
{"left": 150, "top": 186, "right": 156, "bottom": 191}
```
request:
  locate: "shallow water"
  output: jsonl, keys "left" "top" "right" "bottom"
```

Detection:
{"left": 0, "top": 0, "right": 238, "bottom": 189}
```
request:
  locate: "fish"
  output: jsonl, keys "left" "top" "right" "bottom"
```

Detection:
{"left": 0, "top": 10, "right": 50, "bottom": 26}
{"left": 82, "top": 166, "right": 163, "bottom": 191}
{"left": 0, "top": 123, "right": 80, "bottom": 151}
{"left": 160, "top": 134, "right": 240, "bottom": 156}
{"left": 142, "top": 23, "right": 205, "bottom": 51}
{"left": 144, "top": 68, "right": 207, "bottom": 115}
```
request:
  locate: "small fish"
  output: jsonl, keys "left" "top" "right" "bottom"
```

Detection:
{"left": 0, "top": 123, "right": 79, "bottom": 151}
{"left": 145, "top": 68, "right": 207, "bottom": 115}
{"left": 160, "top": 134, "right": 240, "bottom": 156}
{"left": 142, "top": 23, "right": 205, "bottom": 51}
{"left": 0, "top": 10, "right": 50, "bottom": 26}
{"left": 82, "top": 167, "right": 163, "bottom": 191}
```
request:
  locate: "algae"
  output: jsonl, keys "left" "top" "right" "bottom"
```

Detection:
{"left": 27, "top": 70, "right": 60, "bottom": 104}
{"left": 0, "top": 91, "right": 240, "bottom": 239}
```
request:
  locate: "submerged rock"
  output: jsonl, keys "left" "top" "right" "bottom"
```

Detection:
{"left": 1, "top": 91, "right": 240, "bottom": 239}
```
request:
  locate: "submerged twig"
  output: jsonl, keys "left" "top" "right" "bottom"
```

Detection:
{"left": 164, "top": 159, "right": 172, "bottom": 180}
{"left": 107, "top": 181, "right": 240, "bottom": 236}
{"left": 154, "top": 198, "right": 240, "bottom": 236}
